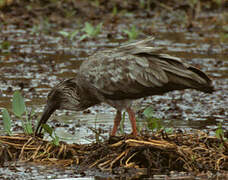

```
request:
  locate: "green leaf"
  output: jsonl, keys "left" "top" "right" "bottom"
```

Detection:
{"left": 30, "top": 107, "right": 36, "bottom": 117}
{"left": 25, "top": 123, "right": 33, "bottom": 134}
{"left": 2, "top": 108, "right": 12, "bottom": 135}
{"left": 112, "top": 5, "right": 117, "bottom": 16}
{"left": 0, "top": 41, "right": 11, "bottom": 50}
{"left": 42, "top": 124, "right": 53, "bottom": 136}
{"left": 143, "top": 106, "right": 154, "bottom": 118}
{"left": 52, "top": 134, "right": 60, "bottom": 146}
{"left": 120, "top": 112, "right": 125, "bottom": 134}
{"left": 84, "top": 22, "right": 93, "bottom": 35}
{"left": 59, "top": 31, "right": 69, "bottom": 37}
{"left": 12, "top": 91, "right": 26, "bottom": 117}
{"left": 123, "top": 25, "right": 139, "bottom": 41}
{"left": 94, "top": 23, "right": 102, "bottom": 35}
{"left": 146, "top": 117, "right": 163, "bottom": 132}
{"left": 70, "top": 30, "right": 79, "bottom": 40}
{"left": 215, "top": 123, "right": 224, "bottom": 139}
{"left": 41, "top": 124, "right": 59, "bottom": 146}
{"left": 147, "top": 118, "right": 156, "bottom": 130}
{"left": 83, "top": 22, "right": 102, "bottom": 38}
{"left": 165, "top": 128, "right": 173, "bottom": 134}
{"left": 22, "top": 110, "right": 33, "bottom": 134}
{"left": 79, "top": 34, "right": 88, "bottom": 41}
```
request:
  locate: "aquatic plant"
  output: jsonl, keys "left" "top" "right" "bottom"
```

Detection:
{"left": 80, "top": 22, "right": 102, "bottom": 40}
{"left": 143, "top": 106, "right": 173, "bottom": 134}
{"left": 2, "top": 91, "right": 33, "bottom": 135}
{"left": 13, "top": 91, "right": 33, "bottom": 134}
{"left": 42, "top": 124, "right": 59, "bottom": 146}
{"left": 216, "top": 122, "right": 227, "bottom": 148}
{"left": 139, "top": 0, "right": 151, "bottom": 10}
{"left": 0, "top": 41, "right": 11, "bottom": 51}
{"left": 213, "top": 0, "right": 223, "bottom": 6}
{"left": 1, "top": 91, "right": 59, "bottom": 145}
{"left": 123, "top": 25, "right": 139, "bottom": 41}
{"left": 220, "top": 25, "right": 228, "bottom": 43}
{"left": 2, "top": 108, "right": 11, "bottom": 135}
{"left": 92, "top": 0, "right": 100, "bottom": 7}
{"left": 112, "top": 5, "right": 118, "bottom": 16}
{"left": 59, "top": 30, "right": 79, "bottom": 41}
{"left": 120, "top": 112, "right": 126, "bottom": 135}
{"left": 143, "top": 106, "right": 162, "bottom": 131}
{"left": 30, "top": 17, "right": 52, "bottom": 34}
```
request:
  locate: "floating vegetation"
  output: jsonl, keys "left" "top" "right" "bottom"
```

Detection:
{"left": 0, "top": 131, "right": 227, "bottom": 178}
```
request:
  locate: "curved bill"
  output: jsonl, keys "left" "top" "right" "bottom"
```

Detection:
{"left": 35, "top": 104, "right": 57, "bottom": 136}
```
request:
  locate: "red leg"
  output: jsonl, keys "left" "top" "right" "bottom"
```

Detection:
{"left": 111, "top": 110, "right": 122, "bottom": 136}
{"left": 126, "top": 108, "right": 137, "bottom": 136}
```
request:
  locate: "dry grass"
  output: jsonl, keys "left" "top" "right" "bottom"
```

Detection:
{"left": 0, "top": 131, "right": 227, "bottom": 177}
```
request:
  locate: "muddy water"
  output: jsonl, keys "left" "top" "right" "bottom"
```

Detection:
{"left": 0, "top": 26, "right": 227, "bottom": 140}
{"left": 0, "top": 13, "right": 228, "bottom": 178}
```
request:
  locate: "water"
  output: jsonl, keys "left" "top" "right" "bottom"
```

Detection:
{"left": 0, "top": 6, "right": 227, "bottom": 179}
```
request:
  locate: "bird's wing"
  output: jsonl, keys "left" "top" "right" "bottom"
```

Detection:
{"left": 79, "top": 49, "right": 170, "bottom": 99}
{"left": 79, "top": 39, "right": 212, "bottom": 100}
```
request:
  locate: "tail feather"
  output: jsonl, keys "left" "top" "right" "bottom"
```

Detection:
{"left": 152, "top": 54, "right": 215, "bottom": 94}
{"left": 165, "top": 66, "right": 214, "bottom": 94}
{"left": 187, "top": 66, "right": 214, "bottom": 93}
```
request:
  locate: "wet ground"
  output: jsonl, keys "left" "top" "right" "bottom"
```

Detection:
{"left": 0, "top": 0, "right": 228, "bottom": 179}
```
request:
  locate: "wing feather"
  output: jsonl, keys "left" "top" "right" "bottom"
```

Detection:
{"left": 79, "top": 38, "right": 213, "bottom": 100}
{"left": 79, "top": 50, "right": 168, "bottom": 98}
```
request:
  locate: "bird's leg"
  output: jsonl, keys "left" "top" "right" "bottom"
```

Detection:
{"left": 111, "top": 110, "right": 122, "bottom": 136}
{"left": 126, "top": 108, "right": 137, "bottom": 136}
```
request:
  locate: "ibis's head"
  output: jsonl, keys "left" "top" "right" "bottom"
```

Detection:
{"left": 35, "top": 79, "right": 82, "bottom": 136}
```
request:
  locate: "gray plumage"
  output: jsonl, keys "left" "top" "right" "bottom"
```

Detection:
{"left": 35, "top": 37, "right": 214, "bottom": 136}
